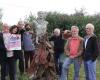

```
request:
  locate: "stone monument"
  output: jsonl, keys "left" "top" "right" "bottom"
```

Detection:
{"left": 33, "top": 11, "right": 48, "bottom": 43}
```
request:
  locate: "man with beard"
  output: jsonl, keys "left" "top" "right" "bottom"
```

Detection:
{"left": 23, "top": 23, "right": 35, "bottom": 71}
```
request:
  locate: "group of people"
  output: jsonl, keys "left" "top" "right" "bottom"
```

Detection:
{"left": 0, "top": 11, "right": 99, "bottom": 80}
{"left": 0, "top": 21, "right": 36, "bottom": 80}
{"left": 52, "top": 24, "right": 99, "bottom": 80}
{"left": 0, "top": 11, "right": 51, "bottom": 80}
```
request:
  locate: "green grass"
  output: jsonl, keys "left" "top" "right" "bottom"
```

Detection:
{"left": 20, "top": 60, "right": 100, "bottom": 80}
{"left": 68, "top": 60, "right": 100, "bottom": 80}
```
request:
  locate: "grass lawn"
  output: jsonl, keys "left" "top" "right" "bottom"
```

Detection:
{"left": 68, "top": 60, "right": 100, "bottom": 80}
{"left": 18, "top": 60, "right": 100, "bottom": 80}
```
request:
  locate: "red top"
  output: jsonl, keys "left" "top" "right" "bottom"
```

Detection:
{"left": 69, "top": 37, "right": 80, "bottom": 57}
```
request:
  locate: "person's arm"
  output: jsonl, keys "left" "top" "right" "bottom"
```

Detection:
{"left": 0, "top": 33, "right": 6, "bottom": 50}
{"left": 92, "top": 36, "right": 99, "bottom": 61}
{"left": 64, "top": 39, "right": 70, "bottom": 57}
{"left": 76, "top": 38, "right": 84, "bottom": 57}
{"left": 49, "top": 35, "right": 55, "bottom": 41}
{"left": 3, "top": 33, "right": 12, "bottom": 51}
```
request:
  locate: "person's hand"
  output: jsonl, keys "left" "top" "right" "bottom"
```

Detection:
{"left": 69, "top": 56, "right": 75, "bottom": 59}
{"left": 66, "top": 53, "right": 70, "bottom": 57}
{"left": 69, "top": 55, "right": 78, "bottom": 59}
{"left": 29, "top": 31, "right": 33, "bottom": 34}
{"left": 6, "top": 46, "right": 12, "bottom": 52}
{"left": 7, "top": 49, "right": 12, "bottom": 52}
{"left": 73, "top": 55, "right": 78, "bottom": 58}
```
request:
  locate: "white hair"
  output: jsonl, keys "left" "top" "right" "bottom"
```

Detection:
{"left": 18, "top": 20, "right": 24, "bottom": 25}
{"left": 86, "top": 23, "right": 94, "bottom": 30}
{"left": 71, "top": 26, "right": 79, "bottom": 31}
{"left": 54, "top": 28, "right": 60, "bottom": 34}
{"left": 3, "top": 23, "right": 9, "bottom": 26}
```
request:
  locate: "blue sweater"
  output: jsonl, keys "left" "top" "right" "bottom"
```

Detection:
{"left": 23, "top": 31, "right": 35, "bottom": 51}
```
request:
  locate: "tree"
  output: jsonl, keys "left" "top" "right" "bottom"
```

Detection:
{"left": 25, "top": 10, "right": 100, "bottom": 38}
{"left": 24, "top": 12, "right": 35, "bottom": 23}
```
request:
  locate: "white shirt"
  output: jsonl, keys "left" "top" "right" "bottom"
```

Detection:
{"left": 3, "top": 32, "right": 13, "bottom": 57}
{"left": 85, "top": 37, "right": 90, "bottom": 49}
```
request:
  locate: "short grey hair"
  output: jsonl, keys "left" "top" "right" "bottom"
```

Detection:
{"left": 86, "top": 23, "right": 94, "bottom": 30}
{"left": 54, "top": 28, "right": 60, "bottom": 34}
{"left": 71, "top": 26, "right": 79, "bottom": 31}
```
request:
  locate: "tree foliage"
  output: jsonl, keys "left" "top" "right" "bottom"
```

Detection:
{"left": 25, "top": 9, "right": 100, "bottom": 38}
{"left": 24, "top": 12, "right": 35, "bottom": 24}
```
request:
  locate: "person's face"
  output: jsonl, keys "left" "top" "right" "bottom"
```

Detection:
{"left": 38, "top": 12, "right": 45, "bottom": 19}
{"left": 71, "top": 28, "right": 79, "bottom": 36}
{"left": 17, "top": 22, "right": 24, "bottom": 29}
{"left": 26, "top": 25, "right": 30, "bottom": 29}
{"left": 25, "top": 25, "right": 31, "bottom": 31}
{"left": 12, "top": 27, "right": 18, "bottom": 34}
{"left": 54, "top": 31, "right": 60, "bottom": 36}
{"left": 2, "top": 25, "right": 9, "bottom": 33}
{"left": 85, "top": 26, "right": 93, "bottom": 35}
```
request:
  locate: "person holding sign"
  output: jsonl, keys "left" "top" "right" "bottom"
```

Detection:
{"left": 0, "top": 23, "right": 17, "bottom": 80}
{"left": 10, "top": 24, "right": 24, "bottom": 75}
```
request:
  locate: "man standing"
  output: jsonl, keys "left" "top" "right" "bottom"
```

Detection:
{"left": 60, "top": 26, "right": 83, "bottom": 80}
{"left": 23, "top": 23, "right": 35, "bottom": 71}
{"left": 49, "top": 28, "right": 65, "bottom": 76}
{"left": 83, "top": 23, "right": 99, "bottom": 80}
{"left": 14, "top": 21, "right": 25, "bottom": 75}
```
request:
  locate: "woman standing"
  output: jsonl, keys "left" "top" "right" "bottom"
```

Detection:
{"left": 0, "top": 23, "right": 17, "bottom": 80}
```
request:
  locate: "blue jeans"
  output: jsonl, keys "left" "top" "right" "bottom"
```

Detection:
{"left": 84, "top": 60, "right": 96, "bottom": 80}
{"left": 60, "top": 57, "right": 81, "bottom": 80}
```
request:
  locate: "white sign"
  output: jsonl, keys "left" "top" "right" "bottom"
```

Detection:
{"left": 9, "top": 34, "right": 21, "bottom": 50}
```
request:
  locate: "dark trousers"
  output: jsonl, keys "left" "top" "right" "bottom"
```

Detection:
{"left": 1, "top": 57, "right": 16, "bottom": 80}
{"left": 1, "top": 59, "right": 7, "bottom": 80}
{"left": 14, "top": 50, "right": 24, "bottom": 74}
{"left": 24, "top": 51, "right": 34, "bottom": 70}
{"left": 54, "top": 52, "right": 62, "bottom": 76}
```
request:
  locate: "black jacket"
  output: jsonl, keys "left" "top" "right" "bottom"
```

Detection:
{"left": 83, "top": 35, "right": 99, "bottom": 61}
{"left": 0, "top": 32, "right": 7, "bottom": 62}
{"left": 49, "top": 34, "right": 65, "bottom": 53}
{"left": 0, "top": 32, "right": 6, "bottom": 51}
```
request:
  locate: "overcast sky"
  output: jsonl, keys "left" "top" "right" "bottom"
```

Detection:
{"left": 0, "top": 0, "right": 100, "bottom": 25}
